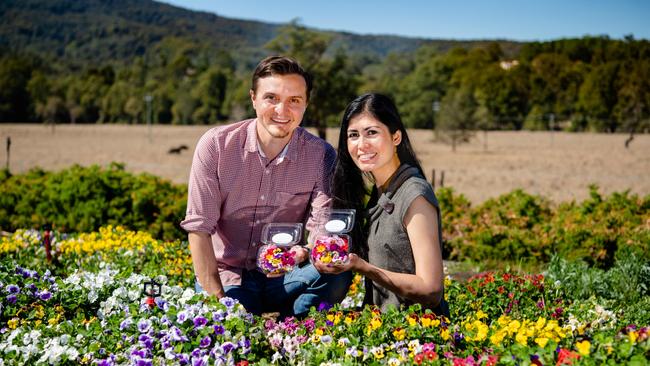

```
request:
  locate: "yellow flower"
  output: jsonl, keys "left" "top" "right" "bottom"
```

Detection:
{"left": 474, "top": 321, "right": 489, "bottom": 342}
{"left": 345, "top": 315, "right": 354, "bottom": 325}
{"left": 515, "top": 332, "right": 528, "bottom": 345}
{"left": 393, "top": 328, "right": 406, "bottom": 341}
{"left": 576, "top": 340, "right": 591, "bottom": 356}
{"left": 476, "top": 310, "right": 487, "bottom": 319}
{"left": 8, "top": 318, "right": 19, "bottom": 329}
{"left": 497, "top": 315, "right": 511, "bottom": 327}
{"left": 535, "top": 317, "right": 547, "bottom": 331}
{"left": 370, "top": 317, "right": 382, "bottom": 330}
{"left": 628, "top": 331, "right": 638, "bottom": 344}
{"left": 408, "top": 319, "right": 417, "bottom": 327}
{"left": 490, "top": 331, "right": 505, "bottom": 346}
{"left": 441, "top": 328, "right": 451, "bottom": 341}
{"left": 534, "top": 337, "right": 549, "bottom": 348}
{"left": 508, "top": 320, "right": 521, "bottom": 334}
{"left": 371, "top": 347, "right": 385, "bottom": 360}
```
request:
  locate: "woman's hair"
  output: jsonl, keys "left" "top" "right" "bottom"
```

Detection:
{"left": 331, "top": 93, "right": 424, "bottom": 257}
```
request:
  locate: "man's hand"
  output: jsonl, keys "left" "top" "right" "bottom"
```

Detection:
{"left": 290, "top": 245, "right": 310, "bottom": 264}
{"left": 189, "top": 232, "right": 226, "bottom": 298}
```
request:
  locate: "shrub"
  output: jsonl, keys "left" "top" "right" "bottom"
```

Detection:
{"left": 0, "top": 163, "right": 186, "bottom": 241}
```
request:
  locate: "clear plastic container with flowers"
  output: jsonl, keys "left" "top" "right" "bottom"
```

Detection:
{"left": 256, "top": 223, "right": 303, "bottom": 275}
{"left": 310, "top": 209, "right": 355, "bottom": 266}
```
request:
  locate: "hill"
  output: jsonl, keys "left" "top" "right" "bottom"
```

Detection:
{"left": 0, "top": 0, "right": 522, "bottom": 66}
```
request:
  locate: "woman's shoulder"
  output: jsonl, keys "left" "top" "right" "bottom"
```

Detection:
{"left": 400, "top": 175, "right": 435, "bottom": 195}
{"left": 396, "top": 176, "right": 438, "bottom": 209}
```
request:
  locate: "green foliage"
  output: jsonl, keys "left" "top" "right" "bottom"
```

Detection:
{"left": 440, "top": 186, "right": 650, "bottom": 268}
{"left": 546, "top": 251, "right": 650, "bottom": 324}
{"left": 2, "top": 0, "right": 650, "bottom": 133}
{"left": 0, "top": 163, "right": 186, "bottom": 241}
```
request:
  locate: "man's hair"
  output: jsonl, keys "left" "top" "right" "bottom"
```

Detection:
{"left": 251, "top": 56, "right": 313, "bottom": 101}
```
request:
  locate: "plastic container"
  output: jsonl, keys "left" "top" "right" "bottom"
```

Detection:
{"left": 310, "top": 209, "right": 355, "bottom": 266}
{"left": 257, "top": 223, "right": 303, "bottom": 275}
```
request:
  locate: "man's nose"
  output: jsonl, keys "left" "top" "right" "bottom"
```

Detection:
{"left": 275, "top": 102, "right": 288, "bottom": 114}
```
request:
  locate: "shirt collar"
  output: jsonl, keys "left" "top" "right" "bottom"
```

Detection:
{"left": 245, "top": 119, "right": 300, "bottom": 164}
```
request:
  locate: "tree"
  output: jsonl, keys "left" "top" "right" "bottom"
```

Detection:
{"left": 0, "top": 54, "right": 40, "bottom": 122}
{"left": 265, "top": 21, "right": 358, "bottom": 139}
{"left": 191, "top": 66, "right": 229, "bottom": 124}
{"left": 576, "top": 62, "right": 620, "bottom": 131}
{"left": 613, "top": 60, "right": 650, "bottom": 139}
{"left": 437, "top": 86, "right": 479, "bottom": 152}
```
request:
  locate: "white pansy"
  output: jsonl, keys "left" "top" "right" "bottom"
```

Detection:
{"left": 60, "top": 334, "right": 70, "bottom": 346}
{"left": 180, "top": 288, "right": 195, "bottom": 303}
{"left": 22, "top": 330, "right": 41, "bottom": 346}
{"left": 128, "top": 289, "right": 140, "bottom": 301}
{"left": 88, "top": 289, "right": 98, "bottom": 303}
{"left": 271, "top": 351, "right": 283, "bottom": 363}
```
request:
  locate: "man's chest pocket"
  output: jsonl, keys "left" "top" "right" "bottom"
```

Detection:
{"left": 275, "top": 191, "right": 311, "bottom": 215}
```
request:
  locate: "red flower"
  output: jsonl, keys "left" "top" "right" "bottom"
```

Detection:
{"left": 425, "top": 350, "right": 437, "bottom": 361}
{"left": 414, "top": 353, "right": 424, "bottom": 365}
{"left": 236, "top": 361, "right": 249, "bottom": 366}
{"left": 556, "top": 348, "right": 580, "bottom": 365}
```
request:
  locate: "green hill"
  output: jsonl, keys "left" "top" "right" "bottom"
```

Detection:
{"left": 0, "top": 0, "right": 522, "bottom": 66}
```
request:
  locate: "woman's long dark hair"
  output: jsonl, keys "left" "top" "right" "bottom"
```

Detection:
{"left": 332, "top": 93, "right": 424, "bottom": 259}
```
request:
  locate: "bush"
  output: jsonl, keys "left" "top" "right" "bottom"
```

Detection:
{"left": 0, "top": 163, "right": 186, "bottom": 241}
{"left": 438, "top": 186, "right": 649, "bottom": 268}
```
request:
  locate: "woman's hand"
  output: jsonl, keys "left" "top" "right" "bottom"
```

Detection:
{"left": 313, "top": 253, "right": 362, "bottom": 274}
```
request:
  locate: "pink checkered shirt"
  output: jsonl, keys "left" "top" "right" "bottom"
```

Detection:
{"left": 180, "top": 119, "right": 336, "bottom": 286}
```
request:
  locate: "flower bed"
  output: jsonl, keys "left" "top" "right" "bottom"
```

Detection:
{"left": 1, "top": 227, "right": 649, "bottom": 365}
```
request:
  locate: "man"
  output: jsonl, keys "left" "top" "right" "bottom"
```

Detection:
{"left": 181, "top": 55, "right": 351, "bottom": 318}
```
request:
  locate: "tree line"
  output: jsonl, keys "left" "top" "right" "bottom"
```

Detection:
{"left": 1, "top": 26, "right": 649, "bottom": 138}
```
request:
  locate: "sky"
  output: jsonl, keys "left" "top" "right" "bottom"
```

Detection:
{"left": 159, "top": 0, "right": 649, "bottom": 41}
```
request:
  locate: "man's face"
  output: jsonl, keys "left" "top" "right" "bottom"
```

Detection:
{"left": 250, "top": 74, "right": 308, "bottom": 141}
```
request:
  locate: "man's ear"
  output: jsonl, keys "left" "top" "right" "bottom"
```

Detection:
{"left": 249, "top": 89, "right": 256, "bottom": 108}
{"left": 393, "top": 130, "right": 402, "bottom": 146}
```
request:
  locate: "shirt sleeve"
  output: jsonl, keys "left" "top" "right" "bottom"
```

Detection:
{"left": 180, "top": 131, "right": 222, "bottom": 234}
{"left": 305, "top": 143, "right": 336, "bottom": 245}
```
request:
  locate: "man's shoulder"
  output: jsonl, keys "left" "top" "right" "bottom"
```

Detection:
{"left": 294, "top": 127, "right": 334, "bottom": 154}
{"left": 202, "top": 119, "right": 253, "bottom": 139}
{"left": 197, "top": 119, "right": 253, "bottom": 147}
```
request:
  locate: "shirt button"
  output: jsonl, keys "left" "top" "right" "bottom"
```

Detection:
{"left": 260, "top": 195, "right": 265, "bottom": 200}
{"left": 255, "top": 220, "right": 260, "bottom": 224}
{"left": 265, "top": 169, "right": 270, "bottom": 174}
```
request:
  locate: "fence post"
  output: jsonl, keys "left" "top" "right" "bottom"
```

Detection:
{"left": 431, "top": 169, "right": 436, "bottom": 188}
{"left": 440, "top": 171, "right": 445, "bottom": 188}
{"left": 5, "top": 136, "right": 10, "bottom": 171}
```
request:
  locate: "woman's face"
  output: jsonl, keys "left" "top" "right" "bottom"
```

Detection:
{"left": 346, "top": 114, "right": 401, "bottom": 182}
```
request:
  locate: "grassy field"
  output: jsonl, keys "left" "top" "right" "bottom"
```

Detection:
{"left": 1, "top": 123, "right": 649, "bottom": 204}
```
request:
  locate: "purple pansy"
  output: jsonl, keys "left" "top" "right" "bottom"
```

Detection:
{"left": 193, "top": 316, "right": 208, "bottom": 328}
{"left": 6, "top": 284, "right": 20, "bottom": 294}
{"left": 137, "top": 319, "right": 152, "bottom": 333}
{"left": 199, "top": 336, "right": 211, "bottom": 348}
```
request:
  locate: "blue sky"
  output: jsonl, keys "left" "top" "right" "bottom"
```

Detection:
{"left": 160, "top": 0, "right": 649, "bottom": 41}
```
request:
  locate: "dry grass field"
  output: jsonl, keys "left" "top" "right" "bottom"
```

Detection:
{"left": 1, "top": 123, "right": 649, "bottom": 205}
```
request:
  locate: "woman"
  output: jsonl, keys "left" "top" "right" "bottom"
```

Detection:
{"left": 314, "top": 93, "right": 448, "bottom": 316}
